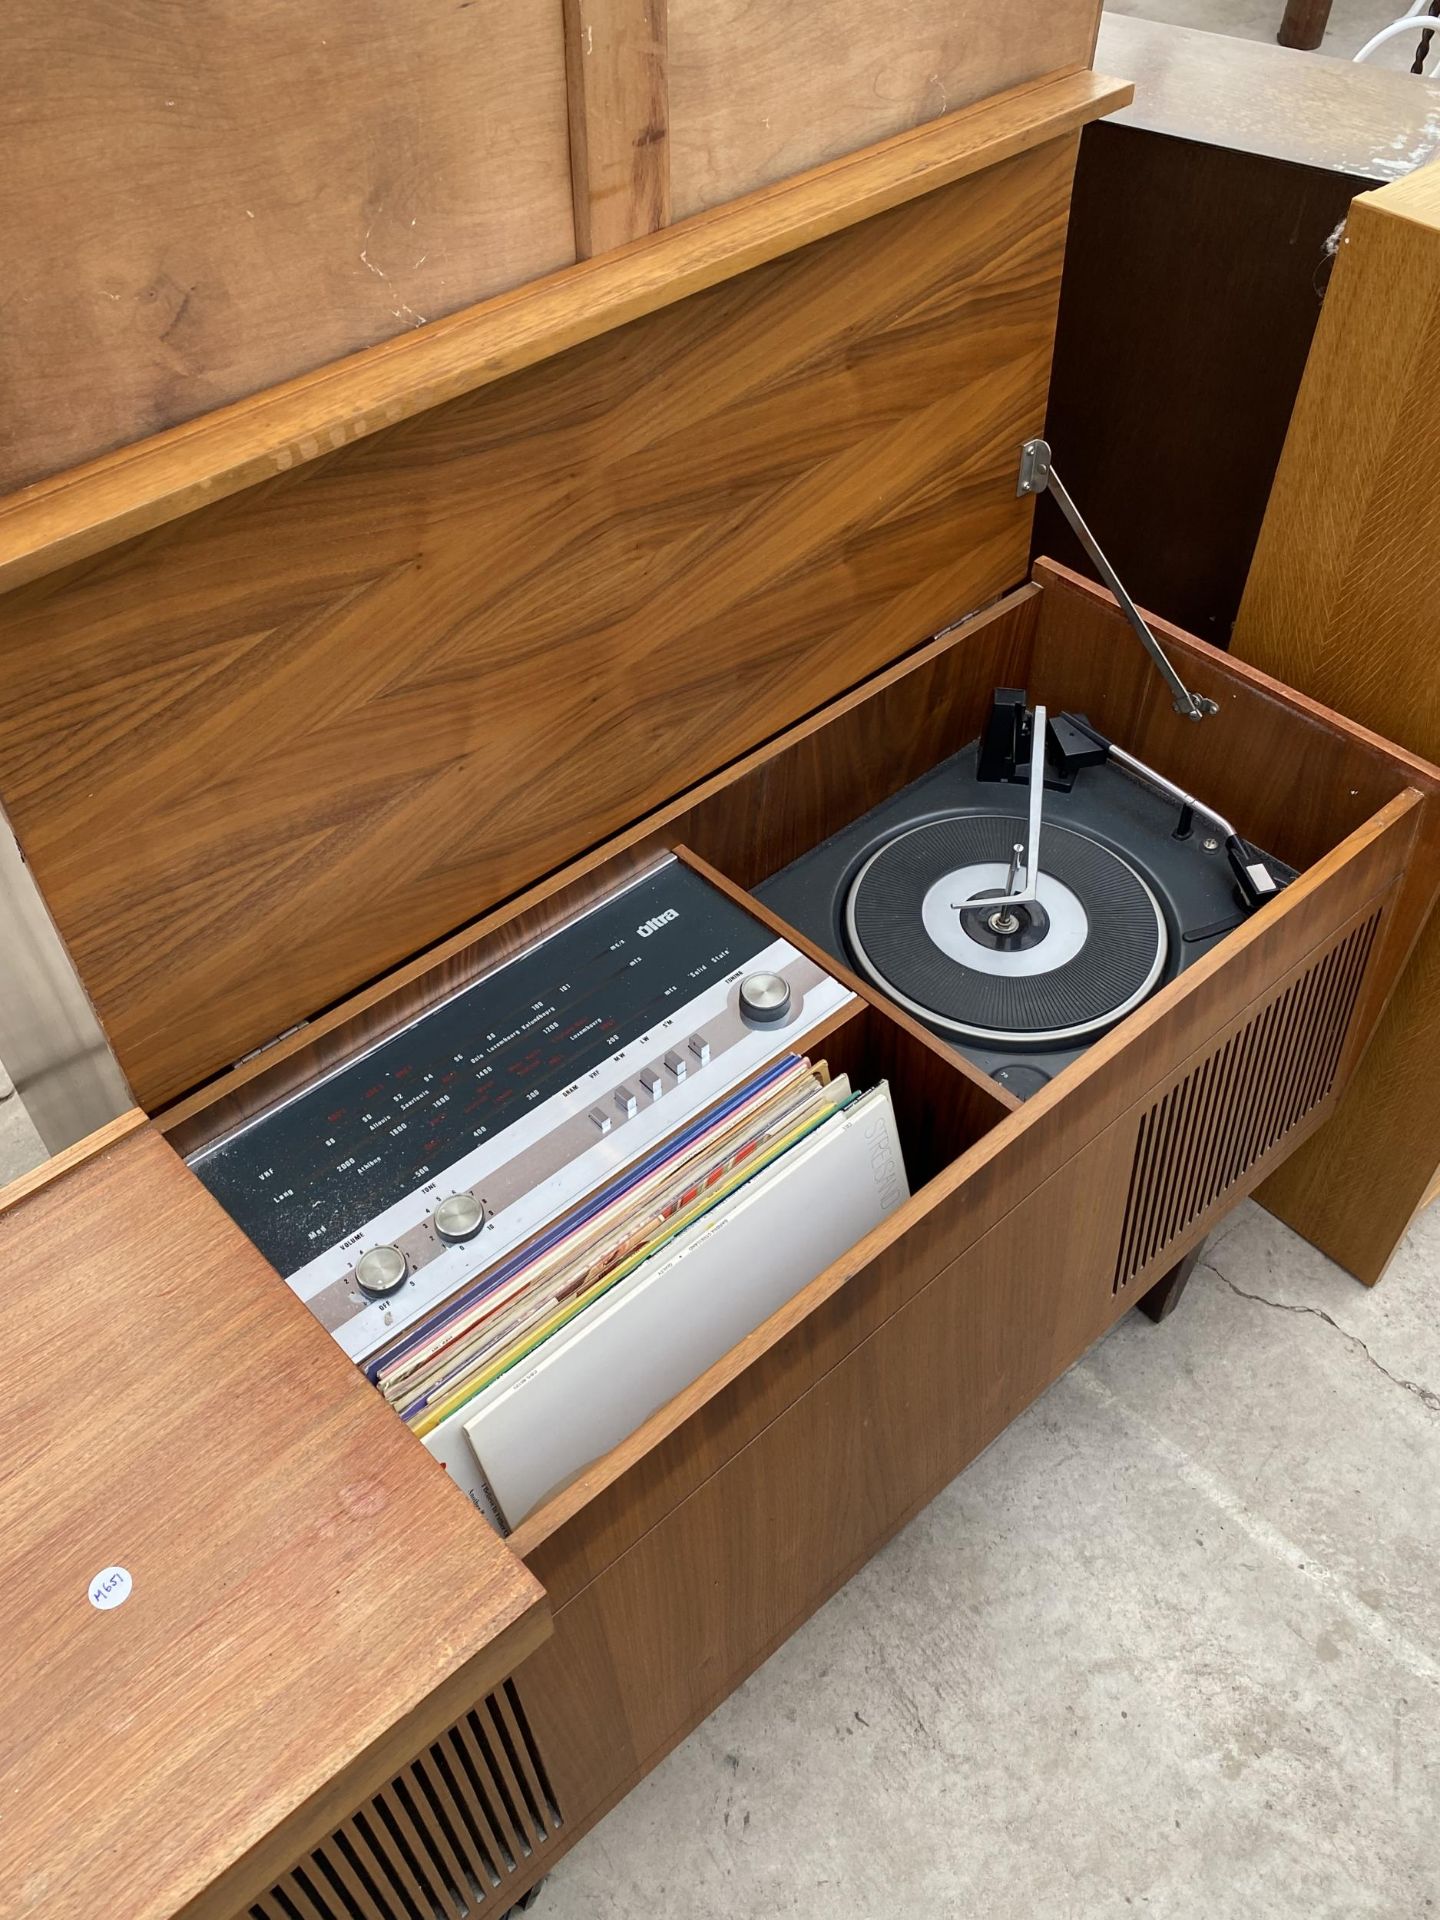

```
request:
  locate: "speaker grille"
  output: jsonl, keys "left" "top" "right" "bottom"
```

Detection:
{"left": 1113, "top": 912, "right": 1380, "bottom": 1292}
{"left": 249, "top": 1680, "right": 561, "bottom": 1920}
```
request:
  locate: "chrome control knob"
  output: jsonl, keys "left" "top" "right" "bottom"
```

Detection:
{"left": 432, "top": 1192, "right": 486, "bottom": 1244}
{"left": 354, "top": 1244, "right": 408, "bottom": 1299}
{"left": 738, "top": 971, "right": 793, "bottom": 1025}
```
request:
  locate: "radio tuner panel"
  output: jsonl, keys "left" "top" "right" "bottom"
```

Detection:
{"left": 190, "top": 857, "right": 854, "bottom": 1363}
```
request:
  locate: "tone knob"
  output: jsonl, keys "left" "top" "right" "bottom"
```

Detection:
{"left": 738, "top": 971, "right": 792, "bottom": 1025}
{"left": 432, "top": 1192, "right": 486, "bottom": 1244}
{"left": 354, "top": 1244, "right": 408, "bottom": 1299}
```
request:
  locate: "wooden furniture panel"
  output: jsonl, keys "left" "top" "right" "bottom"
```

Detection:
{"left": 0, "top": 3, "right": 1112, "bottom": 494}
{"left": 666, "top": 0, "right": 1102, "bottom": 217}
{"left": 1036, "top": 18, "right": 1440, "bottom": 648}
{"left": 0, "top": 0, "right": 576, "bottom": 496}
{"left": 520, "top": 904, "right": 1382, "bottom": 1837}
{"left": 0, "top": 71, "right": 1128, "bottom": 595}
{"left": 519, "top": 1118, "right": 1138, "bottom": 1834}
{"left": 1027, "top": 560, "right": 1426, "bottom": 874}
{"left": 158, "top": 589, "right": 1040, "bottom": 1161}
{"left": 158, "top": 563, "right": 1440, "bottom": 1175}
{"left": 1233, "top": 162, "right": 1440, "bottom": 1283}
{"left": 8, "top": 571, "right": 1435, "bottom": 1920}
{"left": 516, "top": 786, "right": 1419, "bottom": 1610}
{"left": 0, "top": 139, "right": 1080, "bottom": 1115}
{"left": 0, "top": 1125, "right": 548, "bottom": 1920}
{"left": 245, "top": 1679, "right": 565, "bottom": 1920}
{"left": 564, "top": 0, "right": 671, "bottom": 257}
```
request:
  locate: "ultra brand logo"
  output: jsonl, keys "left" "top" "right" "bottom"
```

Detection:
{"left": 638, "top": 909, "right": 679, "bottom": 938}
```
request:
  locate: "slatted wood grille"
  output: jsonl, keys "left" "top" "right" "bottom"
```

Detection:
{"left": 248, "top": 1681, "right": 561, "bottom": 1920}
{"left": 1113, "top": 912, "right": 1381, "bottom": 1292}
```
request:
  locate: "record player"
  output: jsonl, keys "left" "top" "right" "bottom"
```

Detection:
{"left": 761, "top": 688, "right": 1296, "bottom": 1097}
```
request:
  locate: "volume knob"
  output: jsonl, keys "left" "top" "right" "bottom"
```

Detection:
{"left": 432, "top": 1192, "right": 486, "bottom": 1244}
{"left": 738, "top": 971, "right": 793, "bottom": 1025}
{"left": 354, "top": 1244, "right": 408, "bottom": 1299}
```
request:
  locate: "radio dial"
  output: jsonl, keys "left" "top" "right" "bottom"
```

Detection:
{"left": 354, "top": 1244, "right": 408, "bottom": 1299}
{"left": 738, "top": 971, "right": 793, "bottom": 1025}
{"left": 432, "top": 1192, "right": 486, "bottom": 1244}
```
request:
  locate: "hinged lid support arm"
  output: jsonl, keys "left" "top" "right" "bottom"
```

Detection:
{"left": 1017, "top": 438, "right": 1219, "bottom": 722}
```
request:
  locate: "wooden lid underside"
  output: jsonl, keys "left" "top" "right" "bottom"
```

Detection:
{"left": 0, "top": 79, "right": 1127, "bottom": 1112}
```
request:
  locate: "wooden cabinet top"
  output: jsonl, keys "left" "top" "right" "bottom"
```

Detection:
{"left": 0, "top": 1120, "right": 548, "bottom": 1920}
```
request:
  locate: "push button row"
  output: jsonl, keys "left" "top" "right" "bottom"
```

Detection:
{"left": 589, "top": 1033, "right": 711, "bottom": 1132}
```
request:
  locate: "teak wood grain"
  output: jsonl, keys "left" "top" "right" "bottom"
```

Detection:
{"left": 513, "top": 795, "right": 1421, "bottom": 1612}
{"left": 13, "top": 571, "right": 1437, "bottom": 1920}
{"left": 0, "top": 138, "right": 1082, "bottom": 1115}
{"left": 1233, "top": 162, "right": 1440, "bottom": 1283}
{"left": 158, "top": 589, "right": 1040, "bottom": 1159}
{"left": 515, "top": 889, "right": 1386, "bottom": 1835}
{"left": 0, "top": 71, "right": 1128, "bottom": 595}
{"left": 0, "top": 0, "right": 577, "bottom": 496}
{"left": 0, "top": 1125, "right": 548, "bottom": 1920}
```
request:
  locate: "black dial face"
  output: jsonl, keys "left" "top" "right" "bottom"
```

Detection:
{"left": 191, "top": 863, "right": 767, "bottom": 1275}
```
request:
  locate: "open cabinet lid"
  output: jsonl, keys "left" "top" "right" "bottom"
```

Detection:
{"left": 0, "top": 71, "right": 1129, "bottom": 1114}
{"left": 0, "top": 1119, "right": 549, "bottom": 1920}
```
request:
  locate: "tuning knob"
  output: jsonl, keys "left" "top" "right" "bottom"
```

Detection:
{"left": 738, "top": 971, "right": 793, "bottom": 1025}
{"left": 431, "top": 1192, "right": 486, "bottom": 1244}
{"left": 354, "top": 1244, "right": 408, "bottom": 1299}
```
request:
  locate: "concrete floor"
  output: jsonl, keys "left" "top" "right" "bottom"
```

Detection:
{"left": 1106, "top": 0, "right": 1440, "bottom": 67}
{"left": 537, "top": 1198, "right": 1440, "bottom": 1919}
{"left": 0, "top": 1063, "right": 42, "bottom": 1184}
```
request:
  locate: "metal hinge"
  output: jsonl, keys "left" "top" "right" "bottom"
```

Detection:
{"left": 232, "top": 1019, "right": 309, "bottom": 1069}
{"left": 1018, "top": 438, "right": 1219, "bottom": 722}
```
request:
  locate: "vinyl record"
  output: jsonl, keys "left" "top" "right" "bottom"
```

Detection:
{"left": 844, "top": 813, "right": 1167, "bottom": 1045}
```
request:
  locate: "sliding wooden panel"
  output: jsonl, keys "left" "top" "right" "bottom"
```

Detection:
{"left": 667, "top": 0, "right": 1103, "bottom": 217}
{"left": 0, "top": 0, "right": 575, "bottom": 493}
{"left": 1233, "top": 163, "right": 1440, "bottom": 1283}
{"left": 0, "top": 138, "right": 1078, "bottom": 1111}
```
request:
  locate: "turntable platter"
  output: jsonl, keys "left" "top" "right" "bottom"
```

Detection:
{"left": 844, "top": 815, "right": 1168, "bottom": 1046}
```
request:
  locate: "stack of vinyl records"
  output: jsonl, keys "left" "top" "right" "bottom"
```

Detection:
{"left": 388, "top": 1053, "right": 909, "bottom": 1529}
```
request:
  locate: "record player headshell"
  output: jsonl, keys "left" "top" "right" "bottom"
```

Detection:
{"left": 975, "top": 690, "right": 1286, "bottom": 912}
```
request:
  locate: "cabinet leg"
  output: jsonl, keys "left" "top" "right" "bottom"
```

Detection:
{"left": 1137, "top": 1243, "right": 1204, "bottom": 1324}
{"left": 1277, "top": 0, "right": 1334, "bottom": 49}
{"left": 501, "top": 1880, "right": 545, "bottom": 1915}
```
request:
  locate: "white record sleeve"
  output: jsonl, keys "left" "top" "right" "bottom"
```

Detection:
{"left": 456, "top": 1082, "right": 909, "bottom": 1528}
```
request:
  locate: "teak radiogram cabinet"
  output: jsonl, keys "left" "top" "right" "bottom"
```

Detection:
{"left": 1, "top": 64, "right": 1437, "bottom": 1920}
